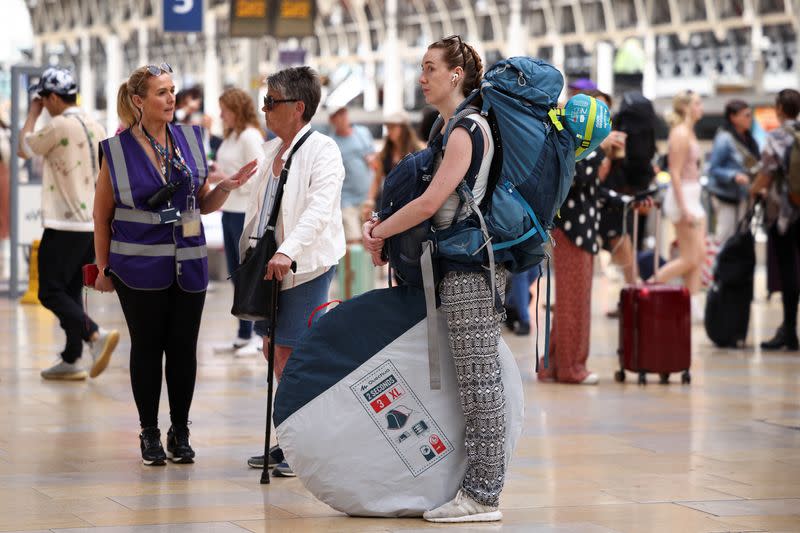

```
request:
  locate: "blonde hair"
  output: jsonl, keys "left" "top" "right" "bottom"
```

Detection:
{"left": 116, "top": 66, "right": 154, "bottom": 129}
{"left": 666, "top": 90, "right": 697, "bottom": 128}
{"left": 219, "top": 88, "right": 263, "bottom": 139}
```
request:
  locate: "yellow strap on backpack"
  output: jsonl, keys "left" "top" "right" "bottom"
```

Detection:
{"left": 548, "top": 108, "right": 564, "bottom": 132}
{"left": 574, "top": 96, "right": 597, "bottom": 159}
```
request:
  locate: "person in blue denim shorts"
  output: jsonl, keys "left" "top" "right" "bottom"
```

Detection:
{"left": 238, "top": 67, "right": 346, "bottom": 476}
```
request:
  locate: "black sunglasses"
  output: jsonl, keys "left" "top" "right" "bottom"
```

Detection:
{"left": 145, "top": 63, "right": 173, "bottom": 76}
{"left": 443, "top": 34, "right": 469, "bottom": 67}
{"left": 263, "top": 94, "right": 299, "bottom": 111}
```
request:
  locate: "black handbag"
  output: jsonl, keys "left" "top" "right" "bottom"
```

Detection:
{"left": 230, "top": 130, "right": 313, "bottom": 321}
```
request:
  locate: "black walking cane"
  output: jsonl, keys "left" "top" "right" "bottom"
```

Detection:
{"left": 260, "top": 261, "right": 296, "bottom": 485}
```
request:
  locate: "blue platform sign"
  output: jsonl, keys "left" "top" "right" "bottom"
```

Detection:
{"left": 163, "top": 0, "right": 204, "bottom": 33}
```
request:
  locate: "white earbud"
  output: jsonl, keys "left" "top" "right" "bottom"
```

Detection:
{"left": 451, "top": 73, "right": 459, "bottom": 82}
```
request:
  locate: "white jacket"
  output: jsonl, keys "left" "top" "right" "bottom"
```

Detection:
{"left": 240, "top": 124, "right": 346, "bottom": 289}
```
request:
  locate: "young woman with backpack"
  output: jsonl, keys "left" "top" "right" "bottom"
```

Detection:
{"left": 654, "top": 90, "right": 707, "bottom": 321}
{"left": 362, "top": 36, "right": 505, "bottom": 523}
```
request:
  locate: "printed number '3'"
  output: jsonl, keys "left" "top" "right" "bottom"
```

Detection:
{"left": 173, "top": 0, "right": 194, "bottom": 14}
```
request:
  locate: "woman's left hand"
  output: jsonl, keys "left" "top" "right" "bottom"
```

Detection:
{"left": 218, "top": 159, "right": 258, "bottom": 192}
{"left": 362, "top": 219, "right": 384, "bottom": 253}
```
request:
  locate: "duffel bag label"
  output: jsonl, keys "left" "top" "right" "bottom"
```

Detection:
{"left": 351, "top": 360, "right": 453, "bottom": 477}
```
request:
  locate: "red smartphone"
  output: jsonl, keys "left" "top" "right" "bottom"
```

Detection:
{"left": 82, "top": 264, "right": 99, "bottom": 287}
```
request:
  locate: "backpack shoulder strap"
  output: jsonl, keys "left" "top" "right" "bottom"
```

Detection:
{"left": 451, "top": 115, "right": 486, "bottom": 192}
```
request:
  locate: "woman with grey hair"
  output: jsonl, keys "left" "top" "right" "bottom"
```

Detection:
{"left": 242, "top": 66, "right": 346, "bottom": 476}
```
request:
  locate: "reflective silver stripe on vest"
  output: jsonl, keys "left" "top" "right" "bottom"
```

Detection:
{"left": 179, "top": 125, "right": 207, "bottom": 180}
{"left": 111, "top": 241, "right": 175, "bottom": 257}
{"left": 176, "top": 245, "right": 207, "bottom": 262}
{"left": 114, "top": 208, "right": 162, "bottom": 225}
{"left": 114, "top": 207, "right": 182, "bottom": 226}
{"left": 114, "top": 207, "right": 184, "bottom": 226}
{"left": 107, "top": 136, "right": 135, "bottom": 207}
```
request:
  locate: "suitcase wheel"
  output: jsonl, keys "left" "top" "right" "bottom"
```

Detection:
{"left": 614, "top": 370, "right": 626, "bottom": 383}
{"left": 638, "top": 372, "right": 647, "bottom": 386}
{"left": 681, "top": 370, "right": 691, "bottom": 385}
{"left": 659, "top": 373, "right": 670, "bottom": 385}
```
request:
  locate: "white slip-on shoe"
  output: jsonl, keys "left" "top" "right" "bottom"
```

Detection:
{"left": 88, "top": 329, "right": 120, "bottom": 378}
{"left": 213, "top": 337, "right": 250, "bottom": 354}
{"left": 234, "top": 338, "right": 262, "bottom": 358}
{"left": 41, "top": 359, "right": 88, "bottom": 381}
{"left": 579, "top": 372, "right": 599, "bottom": 385}
{"left": 423, "top": 489, "right": 502, "bottom": 523}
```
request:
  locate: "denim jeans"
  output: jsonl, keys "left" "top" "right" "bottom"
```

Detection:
{"left": 222, "top": 211, "right": 253, "bottom": 340}
{"left": 507, "top": 266, "right": 540, "bottom": 325}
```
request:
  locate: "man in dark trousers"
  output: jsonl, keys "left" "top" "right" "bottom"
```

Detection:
{"left": 18, "top": 67, "right": 119, "bottom": 380}
{"left": 752, "top": 89, "right": 800, "bottom": 350}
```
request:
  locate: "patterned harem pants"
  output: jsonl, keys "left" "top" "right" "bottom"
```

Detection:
{"left": 439, "top": 266, "right": 507, "bottom": 507}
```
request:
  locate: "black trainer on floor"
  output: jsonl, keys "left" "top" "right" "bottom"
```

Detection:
{"left": 247, "top": 445, "right": 284, "bottom": 469}
{"left": 139, "top": 427, "right": 167, "bottom": 466}
{"left": 166, "top": 425, "right": 196, "bottom": 464}
{"left": 760, "top": 325, "right": 800, "bottom": 351}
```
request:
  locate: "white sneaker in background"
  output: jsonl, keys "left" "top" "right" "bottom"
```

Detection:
{"left": 213, "top": 337, "right": 250, "bottom": 354}
{"left": 41, "top": 359, "right": 88, "bottom": 381}
{"left": 88, "top": 328, "right": 120, "bottom": 378}
{"left": 234, "top": 338, "right": 262, "bottom": 358}
{"left": 423, "top": 489, "right": 502, "bottom": 523}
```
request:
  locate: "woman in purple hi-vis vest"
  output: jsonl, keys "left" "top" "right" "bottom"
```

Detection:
{"left": 92, "top": 64, "right": 257, "bottom": 466}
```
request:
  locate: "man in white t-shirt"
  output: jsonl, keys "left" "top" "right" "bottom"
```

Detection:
{"left": 18, "top": 68, "right": 119, "bottom": 381}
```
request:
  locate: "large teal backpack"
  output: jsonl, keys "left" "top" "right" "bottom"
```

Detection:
{"left": 437, "top": 58, "right": 612, "bottom": 368}
{"left": 380, "top": 57, "right": 610, "bottom": 370}
{"left": 432, "top": 58, "right": 611, "bottom": 271}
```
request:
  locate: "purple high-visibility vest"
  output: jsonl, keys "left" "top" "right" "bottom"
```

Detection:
{"left": 100, "top": 124, "right": 209, "bottom": 292}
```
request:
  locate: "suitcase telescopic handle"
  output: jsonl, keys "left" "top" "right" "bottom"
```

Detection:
{"left": 624, "top": 186, "right": 662, "bottom": 283}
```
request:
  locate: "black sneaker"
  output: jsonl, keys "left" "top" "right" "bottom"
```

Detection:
{"left": 513, "top": 321, "right": 531, "bottom": 336}
{"left": 503, "top": 305, "right": 519, "bottom": 331}
{"left": 139, "top": 427, "right": 166, "bottom": 466}
{"left": 760, "top": 326, "right": 800, "bottom": 351}
{"left": 247, "top": 445, "right": 284, "bottom": 469}
{"left": 166, "top": 425, "right": 195, "bottom": 464}
{"left": 272, "top": 461, "right": 296, "bottom": 477}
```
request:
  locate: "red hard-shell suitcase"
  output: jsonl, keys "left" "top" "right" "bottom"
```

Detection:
{"left": 615, "top": 204, "right": 692, "bottom": 385}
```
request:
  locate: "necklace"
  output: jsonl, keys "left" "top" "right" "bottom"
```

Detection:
{"left": 140, "top": 124, "right": 193, "bottom": 181}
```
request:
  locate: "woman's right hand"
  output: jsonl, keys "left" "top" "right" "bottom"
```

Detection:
{"left": 94, "top": 271, "right": 115, "bottom": 293}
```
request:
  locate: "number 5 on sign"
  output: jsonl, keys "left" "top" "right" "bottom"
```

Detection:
{"left": 163, "top": 0, "right": 204, "bottom": 33}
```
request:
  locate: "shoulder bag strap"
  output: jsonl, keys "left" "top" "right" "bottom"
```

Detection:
{"left": 264, "top": 129, "right": 314, "bottom": 233}
{"left": 72, "top": 114, "right": 98, "bottom": 175}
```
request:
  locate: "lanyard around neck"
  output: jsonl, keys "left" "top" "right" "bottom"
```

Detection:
{"left": 141, "top": 125, "right": 192, "bottom": 181}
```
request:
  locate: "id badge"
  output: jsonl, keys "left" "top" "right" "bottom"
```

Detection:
{"left": 182, "top": 196, "right": 201, "bottom": 237}
{"left": 159, "top": 206, "right": 180, "bottom": 224}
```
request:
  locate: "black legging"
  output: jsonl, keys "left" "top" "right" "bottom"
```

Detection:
{"left": 770, "top": 221, "right": 800, "bottom": 336}
{"left": 112, "top": 277, "right": 206, "bottom": 428}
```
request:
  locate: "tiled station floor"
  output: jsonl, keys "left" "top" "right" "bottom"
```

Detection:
{"left": 0, "top": 269, "right": 798, "bottom": 533}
